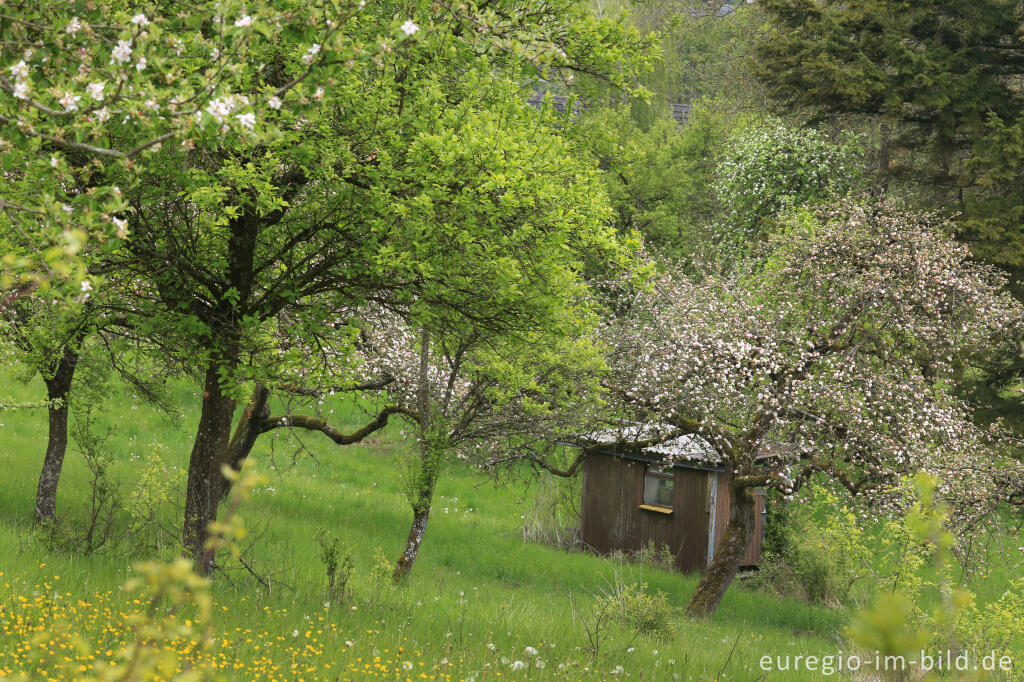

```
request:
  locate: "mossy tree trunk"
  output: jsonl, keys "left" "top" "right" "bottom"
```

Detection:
{"left": 685, "top": 479, "right": 757, "bottom": 618}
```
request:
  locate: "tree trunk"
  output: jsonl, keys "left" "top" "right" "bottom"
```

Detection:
{"left": 34, "top": 345, "right": 80, "bottom": 522}
{"left": 393, "top": 443, "right": 442, "bottom": 581}
{"left": 393, "top": 505, "right": 432, "bottom": 581}
{"left": 393, "top": 329, "right": 437, "bottom": 582}
{"left": 182, "top": 361, "right": 237, "bottom": 574}
{"left": 214, "top": 383, "right": 271, "bottom": 502}
{"left": 685, "top": 482, "right": 756, "bottom": 618}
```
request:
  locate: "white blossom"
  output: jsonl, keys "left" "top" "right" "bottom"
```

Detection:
{"left": 267, "top": 95, "right": 283, "bottom": 110}
{"left": 302, "top": 43, "right": 321, "bottom": 64}
{"left": 110, "top": 39, "right": 133, "bottom": 65}
{"left": 131, "top": 13, "right": 150, "bottom": 27}
{"left": 86, "top": 82, "right": 105, "bottom": 101}
{"left": 59, "top": 92, "right": 81, "bottom": 111}
{"left": 9, "top": 60, "right": 29, "bottom": 80}
{"left": 65, "top": 17, "right": 83, "bottom": 35}
{"left": 205, "top": 96, "right": 235, "bottom": 122}
{"left": 112, "top": 217, "right": 129, "bottom": 239}
{"left": 235, "top": 112, "right": 256, "bottom": 130}
{"left": 401, "top": 19, "right": 419, "bottom": 36}
{"left": 235, "top": 14, "right": 253, "bottom": 28}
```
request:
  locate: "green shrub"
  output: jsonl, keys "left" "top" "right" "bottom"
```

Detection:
{"left": 714, "top": 118, "right": 863, "bottom": 251}
{"left": 751, "top": 486, "right": 869, "bottom": 607}
{"left": 596, "top": 581, "right": 675, "bottom": 637}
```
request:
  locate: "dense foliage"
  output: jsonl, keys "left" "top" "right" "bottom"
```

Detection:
{"left": 713, "top": 118, "right": 863, "bottom": 249}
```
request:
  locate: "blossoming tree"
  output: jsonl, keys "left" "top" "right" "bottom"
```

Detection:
{"left": 0, "top": 0, "right": 394, "bottom": 299}
{"left": 348, "top": 302, "right": 608, "bottom": 580}
{"left": 599, "top": 201, "right": 1023, "bottom": 617}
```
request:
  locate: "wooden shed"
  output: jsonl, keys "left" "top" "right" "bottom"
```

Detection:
{"left": 574, "top": 430, "right": 766, "bottom": 573}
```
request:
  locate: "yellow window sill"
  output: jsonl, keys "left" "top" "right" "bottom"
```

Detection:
{"left": 639, "top": 504, "right": 673, "bottom": 515}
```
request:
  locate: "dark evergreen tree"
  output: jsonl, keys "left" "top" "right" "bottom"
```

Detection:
{"left": 756, "top": 0, "right": 1024, "bottom": 438}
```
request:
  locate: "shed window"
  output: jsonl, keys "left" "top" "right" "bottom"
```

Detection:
{"left": 643, "top": 465, "right": 674, "bottom": 508}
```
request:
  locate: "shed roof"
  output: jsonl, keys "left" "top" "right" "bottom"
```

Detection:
{"left": 576, "top": 423, "right": 784, "bottom": 470}
{"left": 578, "top": 424, "right": 724, "bottom": 467}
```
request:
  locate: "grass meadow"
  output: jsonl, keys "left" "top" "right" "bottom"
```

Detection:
{"left": 0, "top": 370, "right": 1018, "bottom": 681}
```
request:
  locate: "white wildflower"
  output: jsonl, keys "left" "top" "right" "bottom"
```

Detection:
{"left": 400, "top": 19, "right": 419, "bottom": 36}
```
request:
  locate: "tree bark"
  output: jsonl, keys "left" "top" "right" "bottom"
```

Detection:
{"left": 393, "top": 441, "right": 442, "bottom": 582}
{"left": 182, "top": 361, "right": 238, "bottom": 574}
{"left": 393, "top": 505, "right": 432, "bottom": 581}
{"left": 34, "top": 345, "right": 80, "bottom": 522}
{"left": 394, "top": 329, "right": 437, "bottom": 581}
{"left": 214, "top": 383, "right": 271, "bottom": 502}
{"left": 685, "top": 481, "right": 757, "bottom": 618}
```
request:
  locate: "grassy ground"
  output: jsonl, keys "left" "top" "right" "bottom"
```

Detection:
{"left": 0, "top": 370, "right": 1013, "bottom": 680}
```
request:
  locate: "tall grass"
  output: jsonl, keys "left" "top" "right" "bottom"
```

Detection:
{"left": 0, "top": 370, "right": 915, "bottom": 679}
